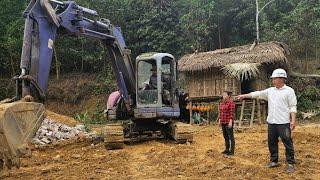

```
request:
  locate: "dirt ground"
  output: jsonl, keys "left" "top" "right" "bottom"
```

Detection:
{"left": 1, "top": 121, "right": 320, "bottom": 179}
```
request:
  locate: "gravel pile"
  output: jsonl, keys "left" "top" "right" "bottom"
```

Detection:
{"left": 32, "top": 118, "right": 98, "bottom": 146}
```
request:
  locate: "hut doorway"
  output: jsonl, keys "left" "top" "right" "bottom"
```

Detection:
{"left": 241, "top": 79, "right": 255, "bottom": 94}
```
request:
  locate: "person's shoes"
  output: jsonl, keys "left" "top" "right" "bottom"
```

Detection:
{"left": 221, "top": 150, "right": 229, "bottom": 154}
{"left": 266, "top": 162, "right": 280, "bottom": 168}
{"left": 226, "top": 152, "right": 234, "bottom": 156}
{"left": 286, "top": 164, "right": 295, "bottom": 173}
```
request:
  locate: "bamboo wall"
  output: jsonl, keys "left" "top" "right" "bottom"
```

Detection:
{"left": 185, "top": 67, "right": 269, "bottom": 98}
{"left": 186, "top": 68, "right": 241, "bottom": 98}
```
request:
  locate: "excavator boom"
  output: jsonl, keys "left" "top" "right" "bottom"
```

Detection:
{"left": 0, "top": 0, "right": 135, "bottom": 170}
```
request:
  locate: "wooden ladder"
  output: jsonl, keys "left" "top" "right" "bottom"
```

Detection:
{"left": 235, "top": 99, "right": 262, "bottom": 128}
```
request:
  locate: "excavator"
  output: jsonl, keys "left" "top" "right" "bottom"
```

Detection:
{"left": 0, "top": 0, "right": 193, "bottom": 170}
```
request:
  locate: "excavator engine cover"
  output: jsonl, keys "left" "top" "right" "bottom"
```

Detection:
{"left": 0, "top": 102, "right": 46, "bottom": 170}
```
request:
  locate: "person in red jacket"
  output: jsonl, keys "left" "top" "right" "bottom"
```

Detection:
{"left": 218, "top": 91, "right": 236, "bottom": 156}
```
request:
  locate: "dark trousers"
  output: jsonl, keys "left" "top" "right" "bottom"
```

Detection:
{"left": 221, "top": 124, "right": 235, "bottom": 153}
{"left": 268, "top": 123, "right": 295, "bottom": 164}
{"left": 180, "top": 109, "right": 190, "bottom": 123}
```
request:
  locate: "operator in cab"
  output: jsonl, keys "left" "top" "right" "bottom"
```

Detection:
{"left": 149, "top": 65, "right": 158, "bottom": 89}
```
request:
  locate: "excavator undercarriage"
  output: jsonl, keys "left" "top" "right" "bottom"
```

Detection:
{"left": 103, "top": 120, "right": 193, "bottom": 150}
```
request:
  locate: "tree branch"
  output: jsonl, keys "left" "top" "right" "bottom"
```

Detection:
{"left": 291, "top": 72, "right": 320, "bottom": 79}
{"left": 258, "top": 0, "right": 276, "bottom": 14}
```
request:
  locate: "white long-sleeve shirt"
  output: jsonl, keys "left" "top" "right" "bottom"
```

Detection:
{"left": 250, "top": 85, "right": 297, "bottom": 124}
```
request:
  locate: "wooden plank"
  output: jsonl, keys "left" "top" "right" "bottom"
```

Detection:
{"left": 214, "top": 79, "right": 217, "bottom": 96}
{"left": 209, "top": 72, "right": 213, "bottom": 96}
{"left": 221, "top": 78, "right": 224, "bottom": 95}
{"left": 218, "top": 78, "right": 222, "bottom": 95}
{"left": 197, "top": 73, "right": 200, "bottom": 97}
{"left": 194, "top": 73, "right": 197, "bottom": 97}
{"left": 203, "top": 78, "right": 206, "bottom": 96}
{"left": 216, "top": 79, "right": 219, "bottom": 96}
{"left": 189, "top": 100, "right": 193, "bottom": 124}
{"left": 208, "top": 77, "right": 212, "bottom": 96}
{"left": 192, "top": 73, "right": 196, "bottom": 97}
{"left": 207, "top": 80, "right": 211, "bottom": 96}
{"left": 232, "top": 78, "right": 236, "bottom": 95}
{"left": 220, "top": 79, "right": 223, "bottom": 95}
{"left": 225, "top": 78, "right": 227, "bottom": 92}
{"left": 200, "top": 72, "right": 203, "bottom": 97}
{"left": 262, "top": 103, "right": 266, "bottom": 122}
{"left": 190, "top": 75, "right": 194, "bottom": 97}
{"left": 200, "top": 74, "right": 203, "bottom": 97}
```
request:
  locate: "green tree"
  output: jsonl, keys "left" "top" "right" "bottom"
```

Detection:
{"left": 261, "top": 0, "right": 320, "bottom": 59}
{"left": 0, "top": 0, "right": 26, "bottom": 77}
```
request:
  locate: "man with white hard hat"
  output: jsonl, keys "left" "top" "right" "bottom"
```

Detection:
{"left": 237, "top": 68, "right": 297, "bottom": 173}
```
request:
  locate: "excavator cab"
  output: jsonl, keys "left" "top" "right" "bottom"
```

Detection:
{"left": 134, "top": 53, "right": 180, "bottom": 119}
{"left": 105, "top": 53, "right": 193, "bottom": 150}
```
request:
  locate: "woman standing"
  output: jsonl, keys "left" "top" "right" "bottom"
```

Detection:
{"left": 218, "top": 91, "right": 236, "bottom": 156}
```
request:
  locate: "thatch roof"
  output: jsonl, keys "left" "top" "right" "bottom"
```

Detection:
{"left": 178, "top": 41, "right": 290, "bottom": 80}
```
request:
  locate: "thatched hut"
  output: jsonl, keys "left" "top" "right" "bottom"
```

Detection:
{"left": 178, "top": 41, "right": 290, "bottom": 99}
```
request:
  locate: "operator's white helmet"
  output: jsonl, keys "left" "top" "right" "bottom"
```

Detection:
{"left": 270, "top": 68, "right": 287, "bottom": 78}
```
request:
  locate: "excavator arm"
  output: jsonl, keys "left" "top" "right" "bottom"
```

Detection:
{"left": 0, "top": 0, "right": 135, "bottom": 170}
{"left": 19, "top": 0, "right": 135, "bottom": 104}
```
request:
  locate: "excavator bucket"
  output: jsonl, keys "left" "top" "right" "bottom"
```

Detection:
{"left": 0, "top": 101, "right": 46, "bottom": 170}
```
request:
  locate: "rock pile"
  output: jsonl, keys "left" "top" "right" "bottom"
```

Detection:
{"left": 32, "top": 118, "right": 97, "bottom": 146}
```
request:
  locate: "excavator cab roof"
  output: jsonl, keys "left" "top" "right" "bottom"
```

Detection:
{"left": 136, "top": 52, "right": 174, "bottom": 61}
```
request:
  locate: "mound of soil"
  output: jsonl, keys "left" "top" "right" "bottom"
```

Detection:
{"left": 47, "top": 111, "right": 79, "bottom": 127}
{"left": 46, "top": 73, "right": 115, "bottom": 117}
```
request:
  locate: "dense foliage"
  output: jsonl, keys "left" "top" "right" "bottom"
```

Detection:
{"left": 0, "top": 0, "right": 319, "bottom": 113}
{"left": 0, "top": 0, "right": 319, "bottom": 77}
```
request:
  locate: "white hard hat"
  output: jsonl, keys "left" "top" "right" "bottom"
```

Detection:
{"left": 270, "top": 68, "right": 287, "bottom": 78}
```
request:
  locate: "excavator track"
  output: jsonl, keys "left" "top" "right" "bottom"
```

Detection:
{"left": 170, "top": 122, "right": 193, "bottom": 143}
{"left": 103, "top": 124, "right": 124, "bottom": 150}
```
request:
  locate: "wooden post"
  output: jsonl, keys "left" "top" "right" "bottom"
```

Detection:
{"left": 239, "top": 100, "right": 245, "bottom": 128}
{"left": 257, "top": 98, "right": 261, "bottom": 124}
{"left": 216, "top": 103, "right": 220, "bottom": 124}
{"left": 189, "top": 100, "right": 193, "bottom": 124}
{"left": 207, "top": 109, "right": 210, "bottom": 124}
{"left": 262, "top": 102, "right": 267, "bottom": 123}
{"left": 250, "top": 99, "right": 256, "bottom": 127}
